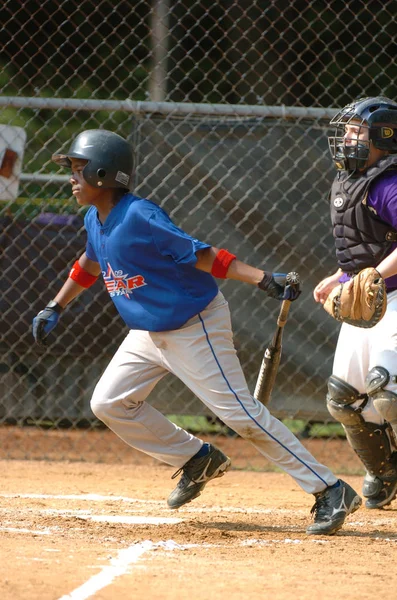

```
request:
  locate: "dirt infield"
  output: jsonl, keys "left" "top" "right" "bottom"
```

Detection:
{"left": 0, "top": 425, "right": 364, "bottom": 473}
{"left": 1, "top": 430, "right": 397, "bottom": 599}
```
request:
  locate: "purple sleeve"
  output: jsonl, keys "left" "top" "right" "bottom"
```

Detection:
{"left": 367, "top": 171, "right": 397, "bottom": 228}
{"left": 367, "top": 171, "right": 397, "bottom": 290}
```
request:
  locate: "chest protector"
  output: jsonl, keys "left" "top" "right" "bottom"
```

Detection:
{"left": 330, "top": 155, "right": 397, "bottom": 273}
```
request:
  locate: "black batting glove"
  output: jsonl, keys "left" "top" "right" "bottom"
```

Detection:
{"left": 32, "top": 300, "right": 63, "bottom": 347}
{"left": 258, "top": 272, "right": 301, "bottom": 301}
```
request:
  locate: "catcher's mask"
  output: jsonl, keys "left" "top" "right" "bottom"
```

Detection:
{"left": 328, "top": 96, "right": 397, "bottom": 172}
{"left": 52, "top": 129, "right": 134, "bottom": 190}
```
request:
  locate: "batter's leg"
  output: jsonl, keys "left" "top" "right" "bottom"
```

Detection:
{"left": 90, "top": 330, "right": 203, "bottom": 466}
{"left": 157, "top": 294, "right": 337, "bottom": 494}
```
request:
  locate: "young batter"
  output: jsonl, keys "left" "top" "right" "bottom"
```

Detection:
{"left": 33, "top": 129, "right": 361, "bottom": 535}
{"left": 314, "top": 96, "right": 397, "bottom": 509}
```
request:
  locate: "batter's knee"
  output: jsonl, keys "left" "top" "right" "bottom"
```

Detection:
{"left": 90, "top": 388, "right": 110, "bottom": 421}
{"left": 90, "top": 388, "right": 124, "bottom": 422}
{"left": 90, "top": 383, "right": 145, "bottom": 422}
{"left": 366, "top": 366, "right": 397, "bottom": 424}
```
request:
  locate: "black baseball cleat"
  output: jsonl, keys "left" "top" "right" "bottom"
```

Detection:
{"left": 306, "top": 479, "right": 362, "bottom": 535}
{"left": 167, "top": 444, "right": 231, "bottom": 510}
{"left": 364, "top": 477, "right": 397, "bottom": 509}
{"left": 362, "top": 472, "right": 384, "bottom": 499}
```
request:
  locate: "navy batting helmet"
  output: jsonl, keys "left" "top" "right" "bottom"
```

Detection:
{"left": 52, "top": 129, "right": 134, "bottom": 190}
{"left": 328, "top": 96, "right": 397, "bottom": 172}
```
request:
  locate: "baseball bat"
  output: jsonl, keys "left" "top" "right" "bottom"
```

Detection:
{"left": 254, "top": 272, "right": 300, "bottom": 406}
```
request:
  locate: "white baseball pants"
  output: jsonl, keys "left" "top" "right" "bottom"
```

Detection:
{"left": 91, "top": 292, "right": 337, "bottom": 494}
{"left": 333, "top": 289, "right": 397, "bottom": 425}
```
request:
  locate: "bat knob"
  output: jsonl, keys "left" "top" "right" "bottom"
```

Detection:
{"left": 286, "top": 271, "right": 300, "bottom": 286}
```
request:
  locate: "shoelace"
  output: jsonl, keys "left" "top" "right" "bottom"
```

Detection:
{"left": 171, "top": 465, "right": 200, "bottom": 484}
{"left": 310, "top": 493, "right": 329, "bottom": 519}
{"left": 171, "top": 454, "right": 203, "bottom": 481}
{"left": 171, "top": 467, "right": 184, "bottom": 480}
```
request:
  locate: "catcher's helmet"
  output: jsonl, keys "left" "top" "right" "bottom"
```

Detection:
{"left": 52, "top": 129, "right": 134, "bottom": 189}
{"left": 328, "top": 96, "right": 397, "bottom": 172}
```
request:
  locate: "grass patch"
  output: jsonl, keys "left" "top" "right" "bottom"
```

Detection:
{"left": 167, "top": 415, "right": 346, "bottom": 439}
{"left": 167, "top": 414, "right": 228, "bottom": 434}
{"left": 282, "top": 419, "right": 346, "bottom": 438}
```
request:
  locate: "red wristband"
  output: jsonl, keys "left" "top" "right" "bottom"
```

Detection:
{"left": 211, "top": 249, "right": 237, "bottom": 278}
{"left": 69, "top": 260, "right": 98, "bottom": 288}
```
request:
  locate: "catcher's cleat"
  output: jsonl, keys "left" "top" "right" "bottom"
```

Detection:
{"left": 167, "top": 444, "right": 231, "bottom": 510}
{"left": 362, "top": 472, "right": 385, "bottom": 499}
{"left": 306, "top": 479, "right": 362, "bottom": 535}
{"left": 364, "top": 478, "right": 397, "bottom": 509}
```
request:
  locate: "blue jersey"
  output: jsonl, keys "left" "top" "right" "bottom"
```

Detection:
{"left": 84, "top": 194, "right": 219, "bottom": 331}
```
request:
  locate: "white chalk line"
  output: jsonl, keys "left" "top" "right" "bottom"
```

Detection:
{"left": 0, "top": 492, "right": 306, "bottom": 515}
{"left": 2, "top": 493, "right": 395, "bottom": 528}
{"left": 57, "top": 540, "right": 191, "bottom": 600}
{"left": 39, "top": 509, "right": 182, "bottom": 525}
{"left": 0, "top": 526, "right": 52, "bottom": 535}
{"left": 1, "top": 492, "right": 394, "bottom": 600}
{"left": 0, "top": 493, "right": 161, "bottom": 505}
{"left": 55, "top": 536, "right": 335, "bottom": 600}
{"left": 0, "top": 506, "right": 182, "bottom": 526}
{"left": 2, "top": 493, "right": 396, "bottom": 528}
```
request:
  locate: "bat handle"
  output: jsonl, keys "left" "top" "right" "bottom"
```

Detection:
{"left": 277, "top": 271, "right": 300, "bottom": 327}
{"left": 277, "top": 299, "right": 291, "bottom": 327}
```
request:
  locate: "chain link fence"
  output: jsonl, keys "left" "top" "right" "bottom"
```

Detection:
{"left": 1, "top": 0, "right": 396, "bottom": 461}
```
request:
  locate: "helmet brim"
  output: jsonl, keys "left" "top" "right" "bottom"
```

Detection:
{"left": 52, "top": 153, "right": 72, "bottom": 167}
{"left": 52, "top": 151, "right": 90, "bottom": 167}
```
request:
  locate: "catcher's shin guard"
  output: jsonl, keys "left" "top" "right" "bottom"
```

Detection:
{"left": 366, "top": 366, "right": 397, "bottom": 438}
{"left": 327, "top": 375, "right": 397, "bottom": 481}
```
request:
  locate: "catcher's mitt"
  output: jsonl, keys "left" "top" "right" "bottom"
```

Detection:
{"left": 323, "top": 267, "right": 387, "bottom": 328}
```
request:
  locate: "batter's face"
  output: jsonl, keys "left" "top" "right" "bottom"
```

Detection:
{"left": 69, "top": 158, "right": 104, "bottom": 206}
{"left": 344, "top": 120, "right": 387, "bottom": 170}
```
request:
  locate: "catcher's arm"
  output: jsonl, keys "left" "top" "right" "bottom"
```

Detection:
{"left": 376, "top": 246, "right": 397, "bottom": 280}
{"left": 313, "top": 269, "right": 343, "bottom": 304}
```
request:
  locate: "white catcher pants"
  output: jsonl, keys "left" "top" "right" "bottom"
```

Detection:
{"left": 91, "top": 292, "right": 337, "bottom": 494}
{"left": 333, "top": 289, "right": 397, "bottom": 427}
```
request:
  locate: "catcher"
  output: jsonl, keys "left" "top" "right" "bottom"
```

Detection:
{"left": 314, "top": 96, "right": 397, "bottom": 509}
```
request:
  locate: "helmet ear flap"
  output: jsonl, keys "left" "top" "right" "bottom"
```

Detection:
{"left": 96, "top": 168, "right": 107, "bottom": 185}
{"left": 369, "top": 123, "right": 397, "bottom": 153}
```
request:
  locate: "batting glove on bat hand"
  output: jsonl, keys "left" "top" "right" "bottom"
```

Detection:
{"left": 32, "top": 301, "right": 63, "bottom": 347}
{"left": 258, "top": 272, "right": 301, "bottom": 301}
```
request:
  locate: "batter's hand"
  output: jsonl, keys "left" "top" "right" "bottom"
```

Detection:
{"left": 258, "top": 272, "right": 301, "bottom": 301}
{"left": 32, "top": 301, "right": 63, "bottom": 347}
